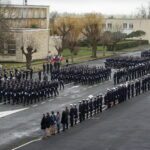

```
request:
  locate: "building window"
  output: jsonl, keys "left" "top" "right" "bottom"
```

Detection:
{"left": 129, "top": 23, "right": 133, "bottom": 29}
{"left": 107, "top": 23, "right": 112, "bottom": 29}
{"left": 7, "top": 40, "right": 16, "bottom": 55}
{"left": 123, "top": 23, "right": 128, "bottom": 29}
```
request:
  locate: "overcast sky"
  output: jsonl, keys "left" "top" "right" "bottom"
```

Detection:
{"left": 7, "top": 0, "right": 150, "bottom": 15}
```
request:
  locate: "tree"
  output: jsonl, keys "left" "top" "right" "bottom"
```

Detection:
{"left": 137, "top": 5, "right": 147, "bottom": 19}
{"left": 110, "top": 24, "right": 126, "bottom": 53}
{"left": 53, "top": 16, "right": 75, "bottom": 54}
{"left": 66, "top": 18, "right": 82, "bottom": 63}
{"left": 148, "top": 2, "right": 150, "bottom": 19}
{"left": 50, "top": 11, "right": 59, "bottom": 35}
{"left": 0, "top": 1, "right": 10, "bottom": 53}
{"left": 21, "top": 36, "right": 38, "bottom": 70}
{"left": 100, "top": 31, "right": 112, "bottom": 56}
{"left": 127, "top": 30, "right": 146, "bottom": 38}
{"left": 82, "top": 13, "right": 104, "bottom": 58}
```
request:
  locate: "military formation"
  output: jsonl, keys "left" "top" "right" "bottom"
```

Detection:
{"left": 51, "top": 65, "right": 111, "bottom": 85}
{"left": 113, "top": 62, "right": 150, "bottom": 84}
{"left": 0, "top": 79, "right": 62, "bottom": 106}
{"left": 0, "top": 68, "right": 34, "bottom": 81}
{"left": 141, "top": 49, "right": 150, "bottom": 58}
{"left": 105, "top": 56, "right": 150, "bottom": 69}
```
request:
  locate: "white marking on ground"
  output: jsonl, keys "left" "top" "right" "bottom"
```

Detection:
{"left": 48, "top": 99, "right": 54, "bottom": 102}
{"left": 32, "top": 104, "right": 38, "bottom": 107}
{"left": 0, "top": 108, "right": 29, "bottom": 118}
{"left": 0, "top": 102, "right": 4, "bottom": 105}
{"left": 12, "top": 138, "right": 42, "bottom": 150}
{"left": 41, "top": 102, "right": 46, "bottom": 104}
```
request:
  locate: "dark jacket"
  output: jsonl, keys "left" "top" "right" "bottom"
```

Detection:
{"left": 45, "top": 115, "right": 51, "bottom": 128}
{"left": 61, "top": 110, "right": 68, "bottom": 124}
{"left": 41, "top": 116, "right": 46, "bottom": 130}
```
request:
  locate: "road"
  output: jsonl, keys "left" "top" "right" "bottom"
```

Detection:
{"left": 0, "top": 48, "right": 148, "bottom": 150}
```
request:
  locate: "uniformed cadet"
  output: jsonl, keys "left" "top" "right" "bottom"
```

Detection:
{"left": 79, "top": 101, "right": 82, "bottom": 123}
{"left": 89, "top": 99, "right": 93, "bottom": 117}
{"left": 69, "top": 104, "right": 74, "bottom": 127}
{"left": 73, "top": 104, "right": 78, "bottom": 125}
{"left": 105, "top": 56, "right": 150, "bottom": 69}
{"left": 51, "top": 65, "right": 111, "bottom": 85}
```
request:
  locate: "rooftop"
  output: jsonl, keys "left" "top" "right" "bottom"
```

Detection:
{"left": 0, "top": 4, "right": 49, "bottom": 9}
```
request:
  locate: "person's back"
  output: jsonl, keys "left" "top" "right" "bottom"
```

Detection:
{"left": 56, "top": 112, "right": 61, "bottom": 133}
{"left": 45, "top": 113, "right": 51, "bottom": 136}
{"left": 41, "top": 114, "right": 46, "bottom": 138}
{"left": 50, "top": 111, "right": 56, "bottom": 135}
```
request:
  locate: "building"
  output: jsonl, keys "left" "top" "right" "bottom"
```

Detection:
{"left": 0, "top": 4, "right": 51, "bottom": 62}
{"left": 105, "top": 18, "right": 150, "bottom": 42}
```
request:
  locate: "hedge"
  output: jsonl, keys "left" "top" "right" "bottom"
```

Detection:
{"left": 107, "top": 40, "right": 149, "bottom": 51}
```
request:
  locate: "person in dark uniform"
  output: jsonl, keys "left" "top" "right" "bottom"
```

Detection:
{"left": 89, "top": 99, "right": 93, "bottom": 117}
{"left": 73, "top": 104, "right": 78, "bottom": 125}
{"left": 78, "top": 101, "right": 82, "bottom": 122}
{"left": 38, "top": 70, "right": 42, "bottom": 81}
{"left": 30, "top": 69, "right": 33, "bottom": 80}
{"left": 69, "top": 104, "right": 74, "bottom": 127}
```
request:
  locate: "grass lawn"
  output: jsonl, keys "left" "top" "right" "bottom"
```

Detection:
{"left": 0, "top": 44, "right": 148, "bottom": 70}
{"left": 63, "top": 46, "right": 106, "bottom": 57}
{"left": 0, "top": 60, "right": 48, "bottom": 70}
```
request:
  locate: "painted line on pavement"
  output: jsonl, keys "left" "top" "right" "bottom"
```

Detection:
{"left": 0, "top": 108, "right": 29, "bottom": 118}
{"left": 12, "top": 138, "right": 42, "bottom": 150}
{"left": 0, "top": 102, "right": 4, "bottom": 105}
{"left": 48, "top": 99, "right": 54, "bottom": 102}
{"left": 32, "top": 104, "right": 38, "bottom": 107}
{"left": 41, "top": 102, "right": 46, "bottom": 104}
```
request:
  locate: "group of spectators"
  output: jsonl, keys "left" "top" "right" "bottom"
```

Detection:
{"left": 41, "top": 95, "right": 103, "bottom": 138}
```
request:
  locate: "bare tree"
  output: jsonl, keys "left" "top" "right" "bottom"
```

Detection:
{"left": 53, "top": 36, "right": 63, "bottom": 55}
{"left": 101, "top": 31, "right": 112, "bottom": 56}
{"left": 82, "top": 13, "right": 104, "bottom": 58}
{"left": 0, "top": 1, "right": 17, "bottom": 54}
{"left": 50, "top": 11, "right": 59, "bottom": 35}
{"left": 0, "top": 1, "right": 10, "bottom": 52}
{"left": 66, "top": 18, "right": 82, "bottom": 63}
{"left": 53, "top": 16, "right": 75, "bottom": 55}
{"left": 136, "top": 4, "right": 148, "bottom": 19}
{"left": 21, "top": 35, "right": 38, "bottom": 69}
{"left": 148, "top": 2, "right": 150, "bottom": 19}
{"left": 111, "top": 24, "right": 126, "bottom": 53}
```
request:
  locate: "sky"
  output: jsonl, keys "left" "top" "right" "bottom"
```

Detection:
{"left": 4, "top": 0, "right": 150, "bottom": 15}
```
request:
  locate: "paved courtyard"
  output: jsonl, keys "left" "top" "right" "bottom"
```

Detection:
{"left": 17, "top": 91, "right": 150, "bottom": 150}
{"left": 0, "top": 49, "right": 149, "bottom": 150}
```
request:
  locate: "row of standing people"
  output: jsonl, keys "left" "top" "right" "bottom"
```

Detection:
{"left": 105, "top": 74, "right": 150, "bottom": 108}
{"left": 41, "top": 73, "right": 150, "bottom": 138}
{"left": 0, "top": 79, "right": 64, "bottom": 106}
{"left": 141, "top": 49, "right": 150, "bottom": 58}
{"left": 51, "top": 65, "right": 111, "bottom": 85}
{"left": 105, "top": 56, "right": 150, "bottom": 69}
{"left": 0, "top": 68, "right": 33, "bottom": 81}
{"left": 113, "top": 62, "right": 150, "bottom": 85}
{"left": 41, "top": 95, "right": 103, "bottom": 137}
